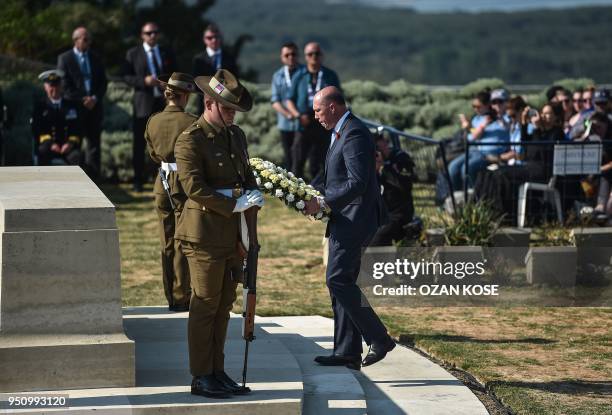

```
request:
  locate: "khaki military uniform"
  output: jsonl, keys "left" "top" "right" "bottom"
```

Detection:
{"left": 175, "top": 115, "right": 257, "bottom": 376}
{"left": 144, "top": 105, "right": 197, "bottom": 308}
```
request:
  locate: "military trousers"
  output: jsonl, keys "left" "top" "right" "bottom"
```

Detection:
{"left": 180, "top": 241, "right": 240, "bottom": 376}
{"left": 155, "top": 192, "right": 191, "bottom": 307}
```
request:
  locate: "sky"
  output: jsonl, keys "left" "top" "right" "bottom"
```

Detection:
{"left": 327, "top": 0, "right": 612, "bottom": 13}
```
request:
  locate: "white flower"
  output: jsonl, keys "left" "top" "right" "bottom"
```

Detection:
{"left": 256, "top": 177, "right": 262, "bottom": 186}
{"left": 321, "top": 217, "right": 329, "bottom": 223}
{"left": 264, "top": 182, "right": 273, "bottom": 190}
{"left": 275, "top": 189, "right": 284, "bottom": 198}
{"left": 295, "top": 200, "right": 305, "bottom": 210}
{"left": 288, "top": 172, "right": 295, "bottom": 179}
{"left": 253, "top": 171, "right": 258, "bottom": 177}
{"left": 286, "top": 193, "right": 295, "bottom": 203}
{"left": 315, "top": 212, "right": 323, "bottom": 219}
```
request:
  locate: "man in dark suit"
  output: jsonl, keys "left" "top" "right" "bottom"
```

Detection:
{"left": 123, "top": 21, "right": 177, "bottom": 191}
{"left": 57, "top": 26, "right": 107, "bottom": 180}
{"left": 304, "top": 86, "right": 395, "bottom": 370}
{"left": 191, "top": 23, "right": 238, "bottom": 115}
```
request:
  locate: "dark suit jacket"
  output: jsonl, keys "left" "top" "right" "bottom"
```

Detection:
{"left": 323, "top": 113, "right": 387, "bottom": 245}
{"left": 192, "top": 48, "right": 238, "bottom": 114}
{"left": 123, "top": 44, "right": 177, "bottom": 118}
{"left": 57, "top": 49, "right": 107, "bottom": 120}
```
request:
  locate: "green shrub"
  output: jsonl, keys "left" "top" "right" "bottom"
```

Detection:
{"left": 459, "top": 78, "right": 505, "bottom": 98}
{"left": 350, "top": 101, "right": 416, "bottom": 130}
{"left": 433, "top": 124, "right": 459, "bottom": 140}
{"left": 344, "top": 79, "right": 390, "bottom": 103}
{"left": 415, "top": 100, "right": 466, "bottom": 132}
{"left": 441, "top": 200, "right": 503, "bottom": 246}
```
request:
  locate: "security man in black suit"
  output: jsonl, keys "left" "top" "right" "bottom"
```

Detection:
{"left": 57, "top": 26, "right": 107, "bottom": 180}
{"left": 32, "top": 70, "right": 83, "bottom": 166}
{"left": 369, "top": 134, "right": 416, "bottom": 246}
{"left": 123, "top": 21, "right": 177, "bottom": 191}
{"left": 191, "top": 23, "right": 238, "bottom": 115}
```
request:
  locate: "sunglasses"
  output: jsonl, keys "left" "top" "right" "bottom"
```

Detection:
{"left": 559, "top": 99, "right": 571, "bottom": 104}
{"left": 205, "top": 35, "right": 220, "bottom": 40}
{"left": 306, "top": 51, "right": 321, "bottom": 57}
{"left": 580, "top": 99, "right": 592, "bottom": 103}
{"left": 283, "top": 52, "right": 297, "bottom": 58}
{"left": 143, "top": 30, "right": 158, "bottom": 36}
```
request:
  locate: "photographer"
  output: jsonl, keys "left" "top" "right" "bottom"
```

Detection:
{"left": 369, "top": 135, "right": 417, "bottom": 246}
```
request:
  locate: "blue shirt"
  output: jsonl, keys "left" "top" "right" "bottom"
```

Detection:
{"left": 290, "top": 66, "right": 341, "bottom": 115}
{"left": 271, "top": 64, "right": 305, "bottom": 131}
{"left": 479, "top": 120, "right": 510, "bottom": 155}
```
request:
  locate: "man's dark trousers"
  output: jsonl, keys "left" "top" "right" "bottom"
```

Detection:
{"left": 326, "top": 232, "right": 387, "bottom": 357}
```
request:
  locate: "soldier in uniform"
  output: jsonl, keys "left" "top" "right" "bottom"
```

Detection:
{"left": 144, "top": 72, "right": 198, "bottom": 312}
{"left": 369, "top": 134, "right": 416, "bottom": 246}
{"left": 174, "top": 69, "right": 264, "bottom": 398}
{"left": 32, "top": 70, "right": 83, "bottom": 166}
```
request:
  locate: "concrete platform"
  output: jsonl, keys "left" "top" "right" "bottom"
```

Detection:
{"left": 1, "top": 308, "right": 488, "bottom": 414}
{"left": 0, "top": 307, "right": 302, "bottom": 414}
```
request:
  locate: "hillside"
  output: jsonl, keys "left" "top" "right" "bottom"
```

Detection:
{"left": 208, "top": 0, "right": 612, "bottom": 84}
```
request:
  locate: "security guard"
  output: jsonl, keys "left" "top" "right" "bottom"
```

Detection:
{"left": 32, "top": 69, "right": 83, "bottom": 166}
{"left": 370, "top": 135, "right": 416, "bottom": 246}
{"left": 174, "top": 69, "right": 264, "bottom": 398}
{"left": 144, "top": 72, "right": 198, "bottom": 312}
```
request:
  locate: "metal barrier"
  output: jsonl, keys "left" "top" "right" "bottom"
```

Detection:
{"left": 459, "top": 139, "right": 603, "bottom": 225}
{"left": 361, "top": 118, "right": 456, "bottom": 218}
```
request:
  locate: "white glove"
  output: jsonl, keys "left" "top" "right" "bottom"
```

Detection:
{"left": 233, "top": 194, "right": 253, "bottom": 212}
{"left": 246, "top": 190, "right": 264, "bottom": 207}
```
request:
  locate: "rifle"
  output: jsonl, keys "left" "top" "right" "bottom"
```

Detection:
{"left": 241, "top": 206, "right": 259, "bottom": 390}
{"left": 158, "top": 167, "right": 175, "bottom": 210}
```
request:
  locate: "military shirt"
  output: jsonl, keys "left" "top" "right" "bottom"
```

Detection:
{"left": 174, "top": 115, "right": 257, "bottom": 247}
{"left": 144, "top": 105, "right": 197, "bottom": 195}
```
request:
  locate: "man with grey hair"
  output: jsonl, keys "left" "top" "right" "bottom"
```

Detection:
{"left": 57, "top": 26, "right": 107, "bottom": 181}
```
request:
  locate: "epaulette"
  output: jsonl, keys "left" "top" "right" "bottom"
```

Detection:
{"left": 181, "top": 123, "right": 202, "bottom": 135}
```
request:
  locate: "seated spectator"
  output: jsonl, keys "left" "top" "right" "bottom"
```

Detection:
{"left": 592, "top": 112, "right": 612, "bottom": 223}
{"left": 569, "top": 87, "right": 595, "bottom": 139}
{"left": 31, "top": 70, "right": 82, "bottom": 166}
{"left": 592, "top": 88, "right": 611, "bottom": 118}
{"left": 369, "top": 135, "right": 416, "bottom": 246}
{"left": 568, "top": 88, "right": 584, "bottom": 133}
{"left": 493, "top": 95, "right": 527, "bottom": 166}
{"left": 449, "top": 89, "right": 509, "bottom": 191}
{"left": 555, "top": 88, "right": 575, "bottom": 135}
{"left": 546, "top": 85, "right": 564, "bottom": 103}
{"left": 474, "top": 102, "right": 565, "bottom": 224}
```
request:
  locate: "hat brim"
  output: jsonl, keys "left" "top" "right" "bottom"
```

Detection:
{"left": 156, "top": 75, "right": 199, "bottom": 94}
{"left": 195, "top": 76, "right": 253, "bottom": 112}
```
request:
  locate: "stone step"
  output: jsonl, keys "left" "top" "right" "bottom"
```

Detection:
{"left": 257, "top": 315, "right": 488, "bottom": 415}
{"left": 2, "top": 309, "right": 488, "bottom": 415}
{"left": 1, "top": 307, "right": 302, "bottom": 415}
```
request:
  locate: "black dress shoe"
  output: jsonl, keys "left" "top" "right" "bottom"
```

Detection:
{"left": 314, "top": 354, "right": 361, "bottom": 367}
{"left": 362, "top": 336, "right": 396, "bottom": 367}
{"left": 169, "top": 303, "right": 189, "bottom": 312}
{"left": 214, "top": 371, "right": 251, "bottom": 395}
{"left": 191, "top": 375, "right": 231, "bottom": 398}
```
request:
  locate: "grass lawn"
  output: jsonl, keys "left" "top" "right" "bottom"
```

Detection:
{"left": 103, "top": 184, "right": 612, "bottom": 415}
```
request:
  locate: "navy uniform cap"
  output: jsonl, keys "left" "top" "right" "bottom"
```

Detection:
{"left": 38, "top": 69, "right": 65, "bottom": 84}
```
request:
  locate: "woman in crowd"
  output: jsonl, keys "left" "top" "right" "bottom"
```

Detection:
{"left": 448, "top": 89, "right": 509, "bottom": 191}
